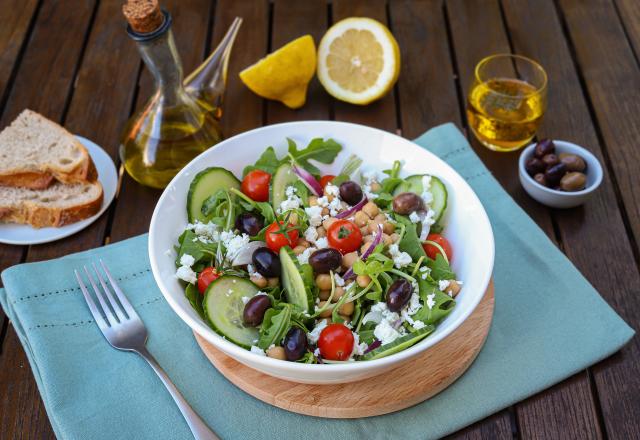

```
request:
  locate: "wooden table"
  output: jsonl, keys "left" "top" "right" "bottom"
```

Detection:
{"left": 0, "top": 0, "right": 638, "bottom": 438}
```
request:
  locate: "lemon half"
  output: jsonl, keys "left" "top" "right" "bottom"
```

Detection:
{"left": 239, "top": 35, "right": 316, "bottom": 109}
{"left": 317, "top": 18, "right": 400, "bottom": 105}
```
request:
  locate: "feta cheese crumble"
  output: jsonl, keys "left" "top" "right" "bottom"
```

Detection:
{"left": 175, "top": 265, "right": 197, "bottom": 284}
{"left": 241, "top": 296, "right": 251, "bottom": 305}
{"left": 307, "top": 319, "right": 328, "bottom": 344}
{"left": 297, "top": 247, "right": 316, "bottom": 265}
{"left": 334, "top": 273, "right": 346, "bottom": 287}
{"left": 426, "top": 293, "right": 436, "bottom": 310}
{"left": 419, "top": 209, "right": 436, "bottom": 241}
{"left": 250, "top": 345, "right": 266, "bottom": 356}
{"left": 277, "top": 185, "right": 302, "bottom": 213}
{"left": 438, "top": 280, "right": 451, "bottom": 292}
{"left": 409, "top": 211, "right": 421, "bottom": 223}
{"left": 305, "top": 205, "right": 324, "bottom": 226}
{"left": 388, "top": 243, "right": 412, "bottom": 268}
{"left": 374, "top": 319, "right": 403, "bottom": 346}
{"left": 315, "top": 237, "right": 329, "bottom": 249}
{"left": 179, "top": 253, "right": 195, "bottom": 267}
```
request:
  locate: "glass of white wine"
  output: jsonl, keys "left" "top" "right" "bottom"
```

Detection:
{"left": 466, "top": 54, "right": 548, "bottom": 152}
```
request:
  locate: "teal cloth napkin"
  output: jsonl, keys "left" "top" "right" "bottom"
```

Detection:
{"left": 1, "top": 123, "right": 634, "bottom": 440}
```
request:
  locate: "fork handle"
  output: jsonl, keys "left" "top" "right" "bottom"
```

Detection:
{"left": 136, "top": 347, "right": 220, "bottom": 440}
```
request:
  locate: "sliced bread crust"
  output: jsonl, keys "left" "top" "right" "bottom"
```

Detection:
{"left": 0, "top": 109, "right": 98, "bottom": 189}
{"left": 0, "top": 181, "right": 103, "bottom": 228}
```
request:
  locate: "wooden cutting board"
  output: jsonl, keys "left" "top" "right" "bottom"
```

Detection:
{"left": 194, "top": 281, "right": 494, "bottom": 418}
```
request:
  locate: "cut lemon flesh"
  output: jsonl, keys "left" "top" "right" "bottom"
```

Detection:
{"left": 317, "top": 18, "right": 400, "bottom": 105}
{"left": 239, "top": 35, "right": 316, "bottom": 109}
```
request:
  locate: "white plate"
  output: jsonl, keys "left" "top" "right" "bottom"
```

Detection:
{"left": 149, "top": 121, "right": 495, "bottom": 384}
{"left": 0, "top": 136, "right": 118, "bottom": 245}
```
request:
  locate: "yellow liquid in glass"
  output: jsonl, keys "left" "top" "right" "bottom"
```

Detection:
{"left": 466, "top": 78, "right": 544, "bottom": 152}
{"left": 120, "top": 102, "right": 222, "bottom": 189}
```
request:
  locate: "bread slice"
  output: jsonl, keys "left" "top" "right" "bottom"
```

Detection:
{"left": 0, "top": 109, "right": 98, "bottom": 189}
{"left": 0, "top": 181, "right": 103, "bottom": 228}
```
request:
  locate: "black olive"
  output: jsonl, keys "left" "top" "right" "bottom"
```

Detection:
{"left": 392, "top": 192, "right": 424, "bottom": 215}
{"left": 525, "top": 157, "right": 545, "bottom": 176}
{"left": 541, "top": 154, "right": 559, "bottom": 168}
{"left": 339, "top": 181, "right": 364, "bottom": 205}
{"left": 386, "top": 279, "right": 413, "bottom": 312}
{"left": 243, "top": 295, "right": 272, "bottom": 326}
{"left": 235, "top": 212, "right": 264, "bottom": 236}
{"left": 308, "top": 248, "right": 342, "bottom": 273}
{"left": 544, "top": 162, "right": 567, "bottom": 187}
{"left": 534, "top": 139, "right": 555, "bottom": 158}
{"left": 534, "top": 173, "right": 548, "bottom": 187}
{"left": 283, "top": 327, "right": 307, "bottom": 361}
{"left": 559, "top": 153, "right": 587, "bottom": 172}
{"left": 252, "top": 247, "right": 281, "bottom": 278}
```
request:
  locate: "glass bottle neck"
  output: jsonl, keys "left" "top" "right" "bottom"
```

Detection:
{"left": 135, "top": 27, "right": 185, "bottom": 105}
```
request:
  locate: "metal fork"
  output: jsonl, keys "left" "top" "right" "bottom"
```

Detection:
{"left": 75, "top": 261, "right": 219, "bottom": 440}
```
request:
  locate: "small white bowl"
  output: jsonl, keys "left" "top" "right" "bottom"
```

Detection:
{"left": 519, "top": 140, "right": 603, "bottom": 209}
{"left": 149, "top": 121, "right": 494, "bottom": 384}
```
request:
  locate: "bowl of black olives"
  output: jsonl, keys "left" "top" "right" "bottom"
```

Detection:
{"left": 519, "top": 139, "right": 603, "bottom": 208}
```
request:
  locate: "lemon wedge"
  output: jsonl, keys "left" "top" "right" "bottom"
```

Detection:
{"left": 239, "top": 35, "right": 316, "bottom": 109}
{"left": 317, "top": 18, "right": 400, "bottom": 105}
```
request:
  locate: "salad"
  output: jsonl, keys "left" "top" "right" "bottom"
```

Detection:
{"left": 174, "top": 138, "right": 462, "bottom": 363}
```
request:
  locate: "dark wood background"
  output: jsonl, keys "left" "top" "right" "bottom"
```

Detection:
{"left": 1, "top": 0, "right": 638, "bottom": 438}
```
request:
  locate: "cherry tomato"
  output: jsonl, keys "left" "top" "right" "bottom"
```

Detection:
{"left": 197, "top": 267, "right": 222, "bottom": 295}
{"left": 327, "top": 219, "right": 362, "bottom": 254}
{"left": 265, "top": 221, "right": 299, "bottom": 253}
{"left": 241, "top": 170, "right": 271, "bottom": 202}
{"left": 318, "top": 323, "right": 355, "bottom": 361}
{"left": 319, "top": 175, "right": 336, "bottom": 188}
{"left": 422, "top": 233, "right": 453, "bottom": 261}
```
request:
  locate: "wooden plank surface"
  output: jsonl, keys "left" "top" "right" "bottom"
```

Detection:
{"left": 1, "top": 0, "right": 639, "bottom": 438}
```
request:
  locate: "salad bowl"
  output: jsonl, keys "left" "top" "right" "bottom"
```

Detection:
{"left": 149, "top": 121, "right": 494, "bottom": 384}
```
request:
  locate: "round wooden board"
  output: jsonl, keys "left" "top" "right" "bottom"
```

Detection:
{"left": 194, "top": 281, "right": 494, "bottom": 418}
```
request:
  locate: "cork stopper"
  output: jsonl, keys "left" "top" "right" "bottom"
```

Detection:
{"left": 123, "top": 0, "right": 164, "bottom": 34}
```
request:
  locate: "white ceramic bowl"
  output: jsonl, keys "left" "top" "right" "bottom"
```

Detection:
{"left": 519, "top": 140, "right": 603, "bottom": 209}
{"left": 149, "top": 121, "right": 494, "bottom": 384}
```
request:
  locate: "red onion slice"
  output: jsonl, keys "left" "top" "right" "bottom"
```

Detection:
{"left": 335, "top": 197, "right": 368, "bottom": 219}
{"left": 292, "top": 164, "right": 323, "bottom": 196}
{"left": 343, "top": 223, "right": 383, "bottom": 279}
{"left": 363, "top": 339, "right": 381, "bottom": 354}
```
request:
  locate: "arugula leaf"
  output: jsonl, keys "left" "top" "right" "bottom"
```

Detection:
{"left": 243, "top": 146, "right": 280, "bottom": 176}
{"left": 288, "top": 137, "right": 342, "bottom": 175}
{"left": 412, "top": 288, "right": 455, "bottom": 325}
{"left": 357, "top": 321, "right": 377, "bottom": 345}
{"left": 257, "top": 305, "right": 292, "bottom": 349}
{"left": 296, "top": 351, "right": 318, "bottom": 364}
{"left": 231, "top": 188, "right": 276, "bottom": 224}
{"left": 381, "top": 177, "right": 403, "bottom": 194}
{"left": 427, "top": 254, "right": 455, "bottom": 280}
{"left": 395, "top": 215, "right": 427, "bottom": 261}
{"left": 200, "top": 189, "right": 227, "bottom": 218}
{"left": 175, "top": 230, "right": 217, "bottom": 266}
{"left": 372, "top": 192, "right": 394, "bottom": 208}
{"left": 184, "top": 283, "right": 205, "bottom": 319}
{"left": 292, "top": 180, "right": 310, "bottom": 206}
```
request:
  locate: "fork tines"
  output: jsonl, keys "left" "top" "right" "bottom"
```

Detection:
{"left": 75, "top": 260, "right": 139, "bottom": 329}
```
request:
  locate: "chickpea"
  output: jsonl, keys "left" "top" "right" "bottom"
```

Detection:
{"left": 339, "top": 314, "right": 352, "bottom": 325}
{"left": 296, "top": 238, "right": 311, "bottom": 248}
{"left": 316, "top": 274, "right": 332, "bottom": 290}
{"left": 309, "top": 195, "right": 319, "bottom": 206}
{"left": 266, "top": 346, "right": 287, "bottom": 360}
{"left": 250, "top": 275, "right": 267, "bottom": 288}
{"left": 318, "top": 301, "right": 333, "bottom": 318}
{"left": 361, "top": 242, "right": 373, "bottom": 255}
{"left": 390, "top": 232, "right": 400, "bottom": 243}
{"left": 292, "top": 245, "right": 306, "bottom": 255}
{"left": 374, "top": 213, "right": 387, "bottom": 224}
{"left": 368, "top": 220, "right": 381, "bottom": 234}
{"left": 288, "top": 212, "right": 299, "bottom": 225}
{"left": 382, "top": 233, "right": 392, "bottom": 245}
{"left": 370, "top": 181, "right": 381, "bottom": 192}
{"left": 356, "top": 274, "right": 371, "bottom": 288}
{"left": 322, "top": 217, "right": 337, "bottom": 231}
{"left": 382, "top": 221, "right": 395, "bottom": 234}
{"left": 339, "top": 301, "right": 354, "bottom": 316}
{"left": 321, "top": 207, "right": 330, "bottom": 216}
{"left": 342, "top": 251, "right": 359, "bottom": 269}
{"left": 333, "top": 287, "right": 345, "bottom": 302}
{"left": 354, "top": 210, "right": 369, "bottom": 227}
{"left": 318, "top": 290, "right": 331, "bottom": 300}
{"left": 316, "top": 226, "right": 327, "bottom": 238}
{"left": 360, "top": 226, "right": 369, "bottom": 236}
{"left": 448, "top": 280, "right": 462, "bottom": 297}
{"left": 363, "top": 234, "right": 374, "bottom": 243}
{"left": 267, "top": 277, "right": 279, "bottom": 287}
{"left": 362, "top": 201, "right": 379, "bottom": 219}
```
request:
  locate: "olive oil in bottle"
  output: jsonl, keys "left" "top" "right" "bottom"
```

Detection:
{"left": 120, "top": 7, "right": 227, "bottom": 188}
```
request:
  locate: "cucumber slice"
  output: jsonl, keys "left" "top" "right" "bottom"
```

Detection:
{"left": 393, "top": 174, "right": 448, "bottom": 222}
{"left": 280, "top": 247, "right": 313, "bottom": 313}
{"left": 187, "top": 167, "right": 240, "bottom": 222}
{"left": 271, "top": 163, "right": 298, "bottom": 212}
{"left": 203, "top": 276, "right": 259, "bottom": 348}
{"left": 359, "top": 325, "right": 435, "bottom": 361}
